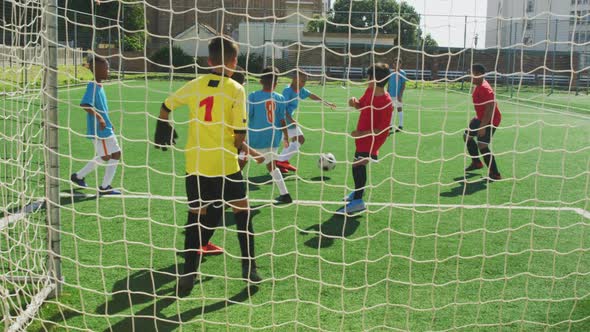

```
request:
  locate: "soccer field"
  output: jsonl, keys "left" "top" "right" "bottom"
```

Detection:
{"left": 5, "top": 79, "right": 590, "bottom": 331}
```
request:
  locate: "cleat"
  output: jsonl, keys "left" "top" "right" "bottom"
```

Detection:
{"left": 336, "top": 199, "right": 366, "bottom": 215}
{"left": 198, "top": 242, "right": 224, "bottom": 255}
{"left": 70, "top": 173, "right": 88, "bottom": 188}
{"left": 242, "top": 266, "right": 262, "bottom": 283}
{"left": 276, "top": 160, "right": 297, "bottom": 172}
{"left": 343, "top": 192, "right": 355, "bottom": 202}
{"left": 98, "top": 185, "right": 121, "bottom": 195}
{"left": 278, "top": 167, "right": 289, "bottom": 174}
{"left": 275, "top": 193, "right": 293, "bottom": 204}
{"left": 396, "top": 126, "right": 403, "bottom": 133}
{"left": 465, "top": 161, "right": 484, "bottom": 172}
{"left": 176, "top": 274, "right": 195, "bottom": 295}
{"left": 488, "top": 173, "right": 502, "bottom": 182}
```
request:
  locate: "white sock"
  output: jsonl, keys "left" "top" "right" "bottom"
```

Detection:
{"left": 398, "top": 111, "right": 404, "bottom": 128}
{"left": 101, "top": 159, "right": 119, "bottom": 188}
{"left": 77, "top": 156, "right": 103, "bottom": 178}
{"left": 278, "top": 141, "right": 301, "bottom": 162}
{"left": 270, "top": 168, "right": 288, "bottom": 195}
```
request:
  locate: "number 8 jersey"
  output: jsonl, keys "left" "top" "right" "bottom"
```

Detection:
{"left": 246, "top": 90, "right": 286, "bottom": 150}
{"left": 163, "top": 72, "right": 247, "bottom": 177}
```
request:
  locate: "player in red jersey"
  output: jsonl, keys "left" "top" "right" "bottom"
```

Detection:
{"left": 337, "top": 63, "right": 394, "bottom": 215}
{"left": 464, "top": 63, "right": 502, "bottom": 180}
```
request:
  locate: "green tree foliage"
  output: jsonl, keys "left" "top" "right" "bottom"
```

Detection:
{"left": 58, "top": 0, "right": 146, "bottom": 50}
{"left": 307, "top": 0, "right": 438, "bottom": 47}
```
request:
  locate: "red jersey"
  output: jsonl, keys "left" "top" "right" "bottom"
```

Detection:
{"left": 472, "top": 80, "right": 502, "bottom": 127}
{"left": 355, "top": 88, "right": 393, "bottom": 155}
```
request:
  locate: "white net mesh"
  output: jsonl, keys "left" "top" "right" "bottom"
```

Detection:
{"left": 1, "top": 0, "right": 590, "bottom": 331}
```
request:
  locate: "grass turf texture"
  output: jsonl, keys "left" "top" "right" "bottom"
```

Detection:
{"left": 2, "top": 79, "right": 589, "bottom": 331}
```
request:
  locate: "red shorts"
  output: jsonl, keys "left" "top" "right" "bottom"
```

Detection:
{"left": 355, "top": 133, "right": 388, "bottom": 156}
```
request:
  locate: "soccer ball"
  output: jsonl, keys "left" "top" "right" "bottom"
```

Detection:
{"left": 318, "top": 153, "right": 336, "bottom": 171}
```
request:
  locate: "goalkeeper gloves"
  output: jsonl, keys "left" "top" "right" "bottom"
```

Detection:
{"left": 154, "top": 118, "right": 178, "bottom": 151}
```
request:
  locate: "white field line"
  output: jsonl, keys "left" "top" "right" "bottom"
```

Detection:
{"left": 2, "top": 193, "right": 587, "bottom": 230}
{"left": 56, "top": 192, "right": 590, "bottom": 220}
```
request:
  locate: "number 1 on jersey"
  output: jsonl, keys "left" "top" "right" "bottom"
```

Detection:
{"left": 199, "top": 96, "right": 214, "bottom": 122}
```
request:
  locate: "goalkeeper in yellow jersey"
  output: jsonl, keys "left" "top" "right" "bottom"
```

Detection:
{"left": 155, "top": 37, "right": 262, "bottom": 294}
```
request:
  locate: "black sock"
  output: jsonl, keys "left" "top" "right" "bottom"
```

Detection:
{"left": 352, "top": 164, "right": 367, "bottom": 200}
{"left": 235, "top": 211, "right": 256, "bottom": 270}
{"left": 183, "top": 207, "right": 221, "bottom": 274}
{"left": 466, "top": 138, "right": 481, "bottom": 163}
{"left": 479, "top": 147, "right": 500, "bottom": 175}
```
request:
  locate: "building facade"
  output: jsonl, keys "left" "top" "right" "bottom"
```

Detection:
{"left": 145, "top": 0, "right": 326, "bottom": 52}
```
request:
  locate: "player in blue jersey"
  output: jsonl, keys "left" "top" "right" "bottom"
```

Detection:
{"left": 388, "top": 57, "right": 407, "bottom": 133}
{"left": 239, "top": 67, "right": 292, "bottom": 204}
{"left": 275, "top": 70, "right": 336, "bottom": 172}
{"left": 70, "top": 55, "right": 121, "bottom": 195}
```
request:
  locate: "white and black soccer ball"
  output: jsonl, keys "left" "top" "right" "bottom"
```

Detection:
{"left": 318, "top": 153, "right": 336, "bottom": 171}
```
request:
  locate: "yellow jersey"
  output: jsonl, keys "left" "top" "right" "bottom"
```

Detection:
{"left": 164, "top": 73, "right": 247, "bottom": 176}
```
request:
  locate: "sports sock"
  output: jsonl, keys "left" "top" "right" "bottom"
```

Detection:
{"left": 184, "top": 207, "right": 221, "bottom": 274}
{"left": 466, "top": 139, "right": 481, "bottom": 163}
{"left": 397, "top": 111, "right": 404, "bottom": 128}
{"left": 76, "top": 156, "right": 103, "bottom": 178}
{"left": 101, "top": 159, "right": 119, "bottom": 188}
{"left": 479, "top": 147, "right": 500, "bottom": 175}
{"left": 270, "top": 168, "right": 288, "bottom": 195}
{"left": 235, "top": 211, "right": 256, "bottom": 269}
{"left": 277, "top": 141, "right": 301, "bottom": 162}
{"left": 352, "top": 164, "right": 367, "bottom": 200}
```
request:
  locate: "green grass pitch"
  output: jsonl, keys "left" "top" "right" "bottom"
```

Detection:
{"left": 4, "top": 78, "right": 590, "bottom": 331}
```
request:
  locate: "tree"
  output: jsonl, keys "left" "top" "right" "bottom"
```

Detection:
{"left": 306, "top": 0, "right": 438, "bottom": 47}
{"left": 58, "top": 0, "right": 146, "bottom": 50}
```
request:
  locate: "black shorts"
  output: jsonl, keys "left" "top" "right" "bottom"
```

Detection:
{"left": 185, "top": 172, "right": 246, "bottom": 209}
{"left": 354, "top": 152, "right": 378, "bottom": 161}
{"left": 465, "top": 118, "right": 496, "bottom": 144}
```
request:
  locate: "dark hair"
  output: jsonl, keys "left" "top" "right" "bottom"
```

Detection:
{"left": 232, "top": 65, "right": 246, "bottom": 85}
{"left": 292, "top": 69, "right": 308, "bottom": 80}
{"left": 208, "top": 36, "right": 239, "bottom": 66}
{"left": 260, "top": 66, "right": 279, "bottom": 89}
{"left": 87, "top": 54, "right": 108, "bottom": 69}
{"left": 471, "top": 63, "right": 487, "bottom": 75}
{"left": 393, "top": 57, "right": 402, "bottom": 65}
{"left": 367, "top": 62, "right": 390, "bottom": 87}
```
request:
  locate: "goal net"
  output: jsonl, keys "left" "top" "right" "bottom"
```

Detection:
{"left": 1, "top": 0, "right": 589, "bottom": 331}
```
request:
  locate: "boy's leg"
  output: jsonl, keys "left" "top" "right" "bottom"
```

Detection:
{"left": 98, "top": 137, "right": 121, "bottom": 193}
{"left": 478, "top": 128, "right": 500, "bottom": 178}
{"left": 226, "top": 172, "right": 262, "bottom": 282}
{"left": 178, "top": 175, "right": 222, "bottom": 293}
{"left": 277, "top": 126, "right": 303, "bottom": 164}
{"left": 464, "top": 118, "right": 484, "bottom": 171}
{"left": 397, "top": 107, "right": 404, "bottom": 129}
{"left": 267, "top": 154, "right": 292, "bottom": 203}
{"left": 352, "top": 153, "right": 369, "bottom": 200}
{"left": 75, "top": 156, "right": 103, "bottom": 179}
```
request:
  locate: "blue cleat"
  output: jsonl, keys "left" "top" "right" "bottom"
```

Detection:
{"left": 336, "top": 199, "right": 366, "bottom": 215}
{"left": 343, "top": 192, "right": 355, "bottom": 202}
{"left": 70, "top": 173, "right": 88, "bottom": 188}
{"left": 99, "top": 185, "right": 121, "bottom": 196}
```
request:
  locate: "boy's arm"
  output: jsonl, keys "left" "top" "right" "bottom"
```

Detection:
{"left": 348, "top": 97, "right": 361, "bottom": 109}
{"left": 398, "top": 81, "right": 406, "bottom": 101}
{"left": 81, "top": 105, "right": 106, "bottom": 130}
{"left": 286, "top": 113, "right": 297, "bottom": 125}
{"left": 309, "top": 93, "right": 336, "bottom": 109}
{"left": 236, "top": 138, "right": 265, "bottom": 164}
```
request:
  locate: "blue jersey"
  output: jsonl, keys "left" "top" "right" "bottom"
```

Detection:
{"left": 387, "top": 69, "right": 407, "bottom": 97}
{"left": 247, "top": 90, "right": 286, "bottom": 149}
{"left": 282, "top": 85, "right": 311, "bottom": 127}
{"left": 80, "top": 82, "right": 114, "bottom": 138}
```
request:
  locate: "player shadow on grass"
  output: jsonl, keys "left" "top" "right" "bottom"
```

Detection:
{"left": 439, "top": 173, "right": 488, "bottom": 197}
{"left": 299, "top": 214, "right": 361, "bottom": 249}
{"left": 96, "top": 267, "right": 258, "bottom": 332}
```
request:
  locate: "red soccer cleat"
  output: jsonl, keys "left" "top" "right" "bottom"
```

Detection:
{"left": 198, "top": 242, "right": 224, "bottom": 255}
{"left": 465, "top": 161, "right": 484, "bottom": 172}
{"left": 276, "top": 160, "right": 297, "bottom": 172}
{"left": 488, "top": 173, "right": 502, "bottom": 182}
{"left": 278, "top": 166, "right": 289, "bottom": 174}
